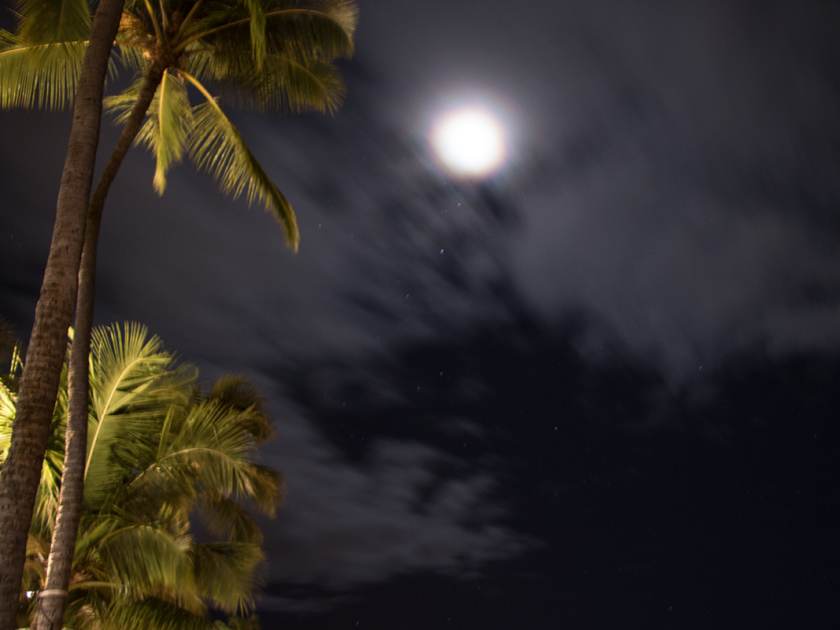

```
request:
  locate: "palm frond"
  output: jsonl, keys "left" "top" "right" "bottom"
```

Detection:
{"left": 241, "top": 0, "right": 267, "bottom": 70}
{"left": 23, "top": 531, "right": 50, "bottom": 587}
{"left": 0, "top": 36, "right": 89, "bottom": 109}
{"left": 131, "top": 399, "right": 277, "bottom": 506}
{"left": 9, "top": 344, "right": 22, "bottom": 377}
{"left": 97, "top": 520, "right": 197, "bottom": 601}
{"left": 84, "top": 322, "right": 195, "bottom": 508}
{"left": 242, "top": 464, "right": 283, "bottom": 516}
{"left": 196, "top": 496, "right": 263, "bottom": 545}
{"left": 212, "top": 53, "right": 346, "bottom": 114}
{"left": 179, "top": 0, "right": 357, "bottom": 63}
{"left": 104, "top": 71, "right": 193, "bottom": 194}
{"left": 0, "top": 380, "right": 15, "bottom": 445}
{"left": 0, "top": 0, "right": 94, "bottom": 109}
{"left": 100, "top": 597, "right": 215, "bottom": 630}
{"left": 15, "top": 0, "right": 91, "bottom": 44}
{"left": 208, "top": 376, "right": 271, "bottom": 441}
{"left": 153, "top": 69, "right": 193, "bottom": 193}
{"left": 117, "top": 42, "right": 151, "bottom": 74}
{"left": 192, "top": 542, "right": 263, "bottom": 615}
{"left": 182, "top": 70, "right": 299, "bottom": 250}
{"left": 6, "top": 322, "right": 280, "bottom": 627}
{"left": 103, "top": 75, "right": 146, "bottom": 120}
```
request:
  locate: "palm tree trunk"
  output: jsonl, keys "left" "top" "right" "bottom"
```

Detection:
{"left": 31, "top": 63, "right": 166, "bottom": 630}
{"left": 0, "top": 1, "right": 125, "bottom": 627}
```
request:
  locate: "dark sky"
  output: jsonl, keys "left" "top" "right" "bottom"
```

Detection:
{"left": 2, "top": 0, "right": 840, "bottom": 628}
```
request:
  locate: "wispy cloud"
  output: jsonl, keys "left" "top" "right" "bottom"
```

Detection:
{"left": 258, "top": 392, "right": 535, "bottom": 598}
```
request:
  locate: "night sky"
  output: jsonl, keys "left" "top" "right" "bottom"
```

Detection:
{"left": 2, "top": 1, "right": 840, "bottom": 628}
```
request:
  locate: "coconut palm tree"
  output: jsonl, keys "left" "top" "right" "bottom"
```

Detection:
{"left": 0, "top": 2, "right": 126, "bottom": 625}
{"left": 0, "top": 2, "right": 356, "bottom": 625}
{"left": 1, "top": 323, "right": 281, "bottom": 629}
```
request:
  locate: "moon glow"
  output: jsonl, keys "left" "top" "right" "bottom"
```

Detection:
{"left": 431, "top": 107, "right": 507, "bottom": 178}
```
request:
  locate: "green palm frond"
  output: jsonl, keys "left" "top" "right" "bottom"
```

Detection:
{"left": 0, "top": 380, "right": 14, "bottom": 441}
{"left": 23, "top": 532, "right": 50, "bottom": 588}
{"left": 208, "top": 376, "right": 271, "bottom": 441}
{"left": 153, "top": 69, "right": 193, "bottom": 193}
{"left": 182, "top": 70, "right": 299, "bottom": 250}
{"left": 117, "top": 41, "right": 152, "bottom": 74}
{"left": 246, "top": 464, "right": 283, "bottom": 515}
{"left": 100, "top": 597, "right": 217, "bottom": 630}
{"left": 238, "top": 56, "right": 345, "bottom": 113}
{"left": 184, "top": 47, "right": 344, "bottom": 114}
{"left": 9, "top": 345, "right": 22, "bottom": 378}
{"left": 104, "top": 72, "right": 193, "bottom": 194}
{"left": 132, "top": 399, "right": 277, "bottom": 505}
{"left": 4, "top": 0, "right": 358, "bottom": 253}
{"left": 3, "top": 322, "right": 280, "bottom": 627}
{"left": 103, "top": 75, "right": 146, "bottom": 120}
{"left": 99, "top": 523, "right": 195, "bottom": 599}
{"left": 197, "top": 496, "right": 264, "bottom": 545}
{"left": 117, "top": 399, "right": 280, "bottom": 544}
{"left": 0, "top": 35, "right": 89, "bottom": 109}
{"left": 192, "top": 542, "right": 263, "bottom": 615}
{"left": 241, "top": 0, "right": 267, "bottom": 70}
{"left": 15, "top": 0, "right": 91, "bottom": 44}
{"left": 179, "top": 0, "right": 357, "bottom": 63}
{"left": 0, "top": 0, "right": 92, "bottom": 109}
{"left": 84, "top": 322, "right": 195, "bottom": 508}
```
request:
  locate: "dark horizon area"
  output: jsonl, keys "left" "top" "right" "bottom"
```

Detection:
{"left": 2, "top": 0, "right": 840, "bottom": 627}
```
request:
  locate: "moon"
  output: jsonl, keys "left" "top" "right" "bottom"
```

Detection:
{"left": 431, "top": 107, "right": 507, "bottom": 178}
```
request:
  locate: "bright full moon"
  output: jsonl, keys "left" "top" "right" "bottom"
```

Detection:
{"left": 431, "top": 107, "right": 507, "bottom": 178}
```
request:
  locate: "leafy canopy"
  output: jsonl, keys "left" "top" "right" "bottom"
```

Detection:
{"left": 0, "top": 323, "right": 282, "bottom": 629}
{"left": 0, "top": 0, "right": 358, "bottom": 250}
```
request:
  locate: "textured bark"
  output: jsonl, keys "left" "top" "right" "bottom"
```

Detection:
{"left": 0, "top": 1, "right": 125, "bottom": 627}
{"left": 31, "top": 64, "right": 165, "bottom": 630}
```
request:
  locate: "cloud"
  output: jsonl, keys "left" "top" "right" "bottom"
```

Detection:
{"left": 502, "top": 0, "right": 840, "bottom": 376}
{"left": 259, "top": 392, "right": 534, "bottom": 597}
{"left": 515, "top": 165, "right": 840, "bottom": 377}
{"left": 6, "top": 0, "right": 839, "bottom": 383}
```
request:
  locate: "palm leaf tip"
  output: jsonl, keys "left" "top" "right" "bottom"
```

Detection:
{"left": 321, "top": 0, "right": 360, "bottom": 50}
{"left": 270, "top": 183, "right": 300, "bottom": 252}
{"left": 153, "top": 70, "right": 193, "bottom": 194}
{"left": 309, "top": 0, "right": 359, "bottom": 57}
{"left": 182, "top": 71, "right": 301, "bottom": 252}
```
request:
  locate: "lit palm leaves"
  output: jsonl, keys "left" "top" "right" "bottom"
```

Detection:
{"left": 0, "top": 35, "right": 90, "bottom": 110}
{"left": 0, "top": 323, "right": 281, "bottom": 627}
{"left": 0, "top": 0, "right": 358, "bottom": 251}
{"left": 0, "top": 0, "right": 94, "bottom": 109}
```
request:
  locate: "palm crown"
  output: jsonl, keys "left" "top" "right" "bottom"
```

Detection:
{"left": 0, "top": 0, "right": 358, "bottom": 249}
{"left": 0, "top": 323, "right": 281, "bottom": 628}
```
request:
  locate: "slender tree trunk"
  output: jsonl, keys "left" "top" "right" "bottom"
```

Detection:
{"left": 31, "top": 64, "right": 165, "bottom": 630}
{"left": 0, "top": 2, "right": 124, "bottom": 627}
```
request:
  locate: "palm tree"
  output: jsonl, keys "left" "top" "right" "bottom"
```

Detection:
{"left": 0, "top": 1, "right": 126, "bottom": 625}
{"left": 0, "top": 2, "right": 356, "bottom": 625}
{"left": 1, "top": 323, "right": 281, "bottom": 629}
